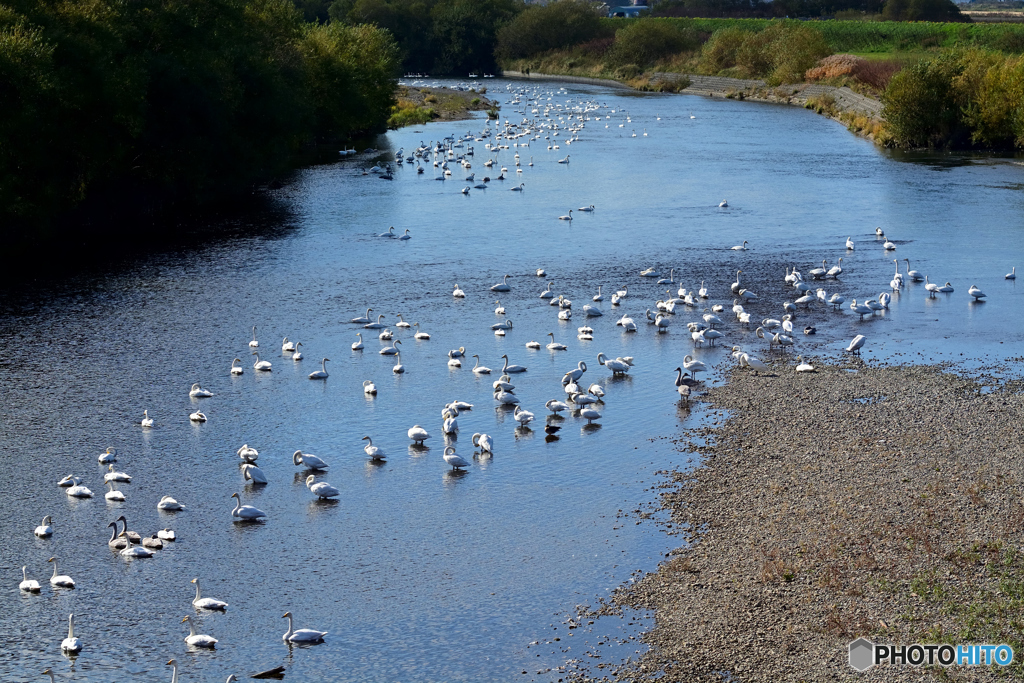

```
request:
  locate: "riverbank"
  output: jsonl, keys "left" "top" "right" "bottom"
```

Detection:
{"left": 583, "top": 361, "right": 1024, "bottom": 681}
{"left": 504, "top": 69, "right": 886, "bottom": 142}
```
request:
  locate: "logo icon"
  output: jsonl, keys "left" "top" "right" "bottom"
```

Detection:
{"left": 849, "top": 638, "right": 874, "bottom": 672}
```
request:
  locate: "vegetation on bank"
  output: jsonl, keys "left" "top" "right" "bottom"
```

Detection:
{"left": 0, "top": 0, "right": 399, "bottom": 235}
{"left": 388, "top": 85, "right": 495, "bottom": 128}
{"left": 498, "top": 5, "right": 1024, "bottom": 149}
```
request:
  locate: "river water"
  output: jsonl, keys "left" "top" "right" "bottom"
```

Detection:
{"left": 3, "top": 78, "right": 1024, "bottom": 683}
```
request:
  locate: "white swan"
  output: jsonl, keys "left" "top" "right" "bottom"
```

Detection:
{"left": 536, "top": 268, "right": 546, "bottom": 276}
{"left": 846, "top": 236, "right": 854, "bottom": 250}
{"left": 241, "top": 463, "right": 267, "bottom": 485}
{"left": 682, "top": 355, "right": 706, "bottom": 379}
{"left": 582, "top": 304, "right": 602, "bottom": 317}
{"left": 182, "top": 615, "right": 218, "bottom": 648}
{"left": 120, "top": 537, "right": 152, "bottom": 557}
{"left": 849, "top": 299, "right": 874, "bottom": 318}
{"left": 292, "top": 342, "right": 304, "bottom": 360}
{"left": 364, "top": 314, "right": 387, "bottom": 329}
{"left": 578, "top": 204, "right": 595, "bottom": 212}
{"left": 449, "top": 346, "right": 466, "bottom": 358}
{"left": 189, "top": 382, "right": 213, "bottom": 398}
{"left": 192, "top": 578, "right": 228, "bottom": 610}
{"left": 546, "top": 399, "right": 570, "bottom": 414}
{"left": 380, "top": 339, "right": 402, "bottom": 355}
{"left": 158, "top": 495, "right": 183, "bottom": 511}
{"left": 558, "top": 210, "right": 573, "bottom": 221}
{"left": 1007, "top": 267, "right": 1016, "bottom": 280}
{"left": 393, "top": 351, "right": 405, "bottom": 374}
{"left": 579, "top": 407, "right": 601, "bottom": 424}
{"left": 408, "top": 425, "right": 430, "bottom": 445}
{"left": 731, "top": 240, "right": 748, "bottom": 251}
{"left": 593, "top": 285, "right": 604, "bottom": 302}
{"left": 158, "top": 529, "right": 176, "bottom": 541}
{"left": 883, "top": 238, "right": 896, "bottom": 251}
{"left": 237, "top": 444, "right": 259, "bottom": 462}
{"left": 350, "top": 308, "right": 373, "bottom": 324}
{"left": 596, "top": 352, "right": 630, "bottom": 375}
{"left": 19, "top": 566, "right": 41, "bottom": 592}
{"left": 363, "top": 436, "right": 386, "bottom": 460}
{"left": 35, "top": 516, "right": 53, "bottom": 537}
{"left": 104, "top": 464, "right": 131, "bottom": 483}
{"left": 395, "top": 314, "right": 411, "bottom": 328}
{"left": 105, "top": 481, "right": 125, "bottom": 502}
{"left": 399, "top": 229, "right": 411, "bottom": 240}
{"left": 491, "top": 274, "right": 512, "bottom": 291}
{"left": 472, "top": 355, "right": 491, "bottom": 374}
{"left": 98, "top": 446, "right": 118, "bottom": 463}
{"left": 827, "top": 258, "right": 843, "bottom": 278}
{"left": 282, "top": 337, "right": 295, "bottom": 352}
{"left": 309, "top": 358, "right": 330, "bottom": 379}
{"left": 443, "top": 446, "right": 470, "bottom": 470}
{"left": 472, "top": 433, "right": 494, "bottom": 454}
{"left": 546, "top": 333, "right": 567, "bottom": 350}
{"left": 66, "top": 479, "right": 93, "bottom": 498}
{"left": 61, "top": 613, "right": 83, "bottom": 652}
{"left": 363, "top": 379, "right": 377, "bottom": 395}
{"left": 230, "top": 357, "right": 244, "bottom": 375}
{"left": 795, "top": 356, "right": 815, "bottom": 373}
{"left": 969, "top": 284, "right": 987, "bottom": 300}
{"left": 501, "top": 354, "right": 527, "bottom": 373}
{"left": 494, "top": 300, "right": 505, "bottom": 315}
{"left": 248, "top": 325, "right": 259, "bottom": 347}
{"left": 846, "top": 334, "right": 867, "bottom": 354}
{"left": 379, "top": 226, "right": 397, "bottom": 238}
{"left": 524, "top": 340, "right": 541, "bottom": 349}
{"left": 513, "top": 406, "right": 535, "bottom": 426}
{"left": 925, "top": 276, "right": 940, "bottom": 297}
{"left": 453, "top": 284, "right": 466, "bottom": 297}
{"left": 230, "top": 492, "right": 267, "bottom": 520}
{"left": 252, "top": 352, "right": 271, "bottom": 371}
{"left": 293, "top": 450, "right": 328, "bottom": 470}
{"left": 540, "top": 281, "right": 555, "bottom": 299}
{"left": 491, "top": 319, "right": 513, "bottom": 331}
{"left": 189, "top": 410, "right": 207, "bottom": 422}
{"left": 306, "top": 474, "right": 340, "bottom": 499}
{"left": 282, "top": 611, "right": 327, "bottom": 642}
{"left": 414, "top": 323, "right": 430, "bottom": 340}
{"left": 494, "top": 388, "right": 520, "bottom": 405}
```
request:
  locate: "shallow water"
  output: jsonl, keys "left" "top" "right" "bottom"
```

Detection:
{"left": 3, "top": 78, "right": 1024, "bottom": 682}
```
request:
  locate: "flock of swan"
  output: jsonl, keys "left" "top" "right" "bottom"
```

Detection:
{"left": 19, "top": 82, "right": 1020, "bottom": 683}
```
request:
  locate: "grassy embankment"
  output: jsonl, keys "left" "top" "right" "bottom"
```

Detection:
{"left": 499, "top": 13, "right": 1024, "bottom": 149}
{"left": 388, "top": 86, "right": 497, "bottom": 128}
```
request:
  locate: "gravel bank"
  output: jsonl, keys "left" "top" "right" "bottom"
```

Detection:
{"left": 582, "top": 361, "right": 1024, "bottom": 681}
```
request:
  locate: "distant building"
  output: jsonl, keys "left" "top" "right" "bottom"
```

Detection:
{"left": 608, "top": 3, "right": 647, "bottom": 16}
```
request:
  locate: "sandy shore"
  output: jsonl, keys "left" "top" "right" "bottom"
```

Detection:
{"left": 578, "top": 360, "right": 1024, "bottom": 681}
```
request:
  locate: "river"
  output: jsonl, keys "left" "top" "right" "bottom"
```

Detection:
{"left": 3, "top": 78, "right": 1023, "bottom": 683}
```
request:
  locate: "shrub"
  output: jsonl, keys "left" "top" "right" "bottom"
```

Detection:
{"left": 767, "top": 22, "right": 831, "bottom": 84}
{"left": 608, "top": 19, "right": 701, "bottom": 66}
{"left": 699, "top": 26, "right": 751, "bottom": 73}
{"left": 882, "top": 51, "right": 967, "bottom": 146}
{"left": 853, "top": 60, "right": 903, "bottom": 89}
{"left": 806, "top": 54, "right": 866, "bottom": 81}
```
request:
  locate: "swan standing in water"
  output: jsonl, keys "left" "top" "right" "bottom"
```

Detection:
{"left": 682, "top": 355, "right": 706, "bottom": 379}
{"left": 925, "top": 276, "right": 940, "bottom": 297}
{"left": 248, "top": 326, "right": 259, "bottom": 348}
{"left": 408, "top": 425, "right": 430, "bottom": 445}
{"left": 513, "top": 406, "right": 535, "bottom": 426}
{"left": 580, "top": 407, "right": 601, "bottom": 424}
{"left": 969, "top": 284, "right": 987, "bottom": 300}
{"left": 230, "top": 492, "right": 267, "bottom": 520}
{"left": 472, "top": 433, "right": 494, "bottom": 454}
{"left": 596, "top": 353, "right": 630, "bottom": 375}
{"left": 61, "top": 613, "right": 83, "bottom": 653}
{"left": 363, "top": 436, "right": 386, "bottom": 460}
{"left": 35, "top": 516, "right": 53, "bottom": 537}
{"left": 98, "top": 446, "right": 117, "bottom": 463}
{"left": 230, "top": 358, "right": 244, "bottom": 375}
{"left": 192, "top": 578, "right": 228, "bottom": 610}
{"left": 846, "top": 334, "right": 867, "bottom": 355}
{"left": 306, "top": 475, "right": 340, "bottom": 499}
{"left": 182, "top": 615, "right": 218, "bottom": 648}
{"left": 19, "top": 566, "right": 41, "bottom": 592}
{"left": 443, "top": 446, "right": 470, "bottom": 470}
{"left": 293, "top": 450, "right": 329, "bottom": 470}
{"left": 242, "top": 463, "right": 267, "bottom": 485}
{"left": 282, "top": 612, "right": 327, "bottom": 642}
{"left": 252, "top": 352, "right": 272, "bottom": 371}
{"left": 309, "top": 358, "right": 330, "bottom": 379}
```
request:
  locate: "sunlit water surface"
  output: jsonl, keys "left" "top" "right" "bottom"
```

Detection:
{"left": 3, "top": 79, "right": 1024, "bottom": 683}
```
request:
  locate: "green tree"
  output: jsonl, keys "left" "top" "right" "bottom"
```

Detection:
{"left": 495, "top": 0, "right": 607, "bottom": 61}
{"left": 431, "top": 0, "right": 522, "bottom": 75}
